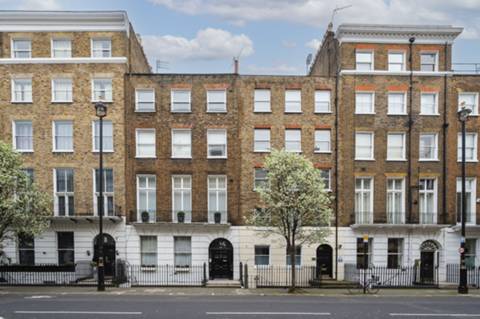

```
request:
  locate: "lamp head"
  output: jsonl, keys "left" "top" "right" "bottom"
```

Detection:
{"left": 458, "top": 102, "right": 471, "bottom": 122}
{"left": 95, "top": 102, "right": 107, "bottom": 118}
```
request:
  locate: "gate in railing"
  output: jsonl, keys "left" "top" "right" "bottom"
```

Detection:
{"left": 446, "top": 264, "right": 480, "bottom": 288}
{"left": 344, "top": 264, "right": 438, "bottom": 288}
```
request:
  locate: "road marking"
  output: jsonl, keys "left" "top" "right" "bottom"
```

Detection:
{"left": 15, "top": 311, "right": 142, "bottom": 315}
{"left": 206, "top": 312, "right": 330, "bottom": 316}
{"left": 391, "top": 315, "right": 480, "bottom": 318}
{"left": 24, "top": 295, "right": 53, "bottom": 299}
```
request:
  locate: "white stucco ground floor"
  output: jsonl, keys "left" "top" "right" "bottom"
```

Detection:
{"left": 1, "top": 219, "right": 479, "bottom": 287}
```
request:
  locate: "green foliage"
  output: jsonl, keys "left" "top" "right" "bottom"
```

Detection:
{"left": 248, "top": 149, "right": 332, "bottom": 290}
{"left": 0, "top": 141, "right": 51, "bottom": 249}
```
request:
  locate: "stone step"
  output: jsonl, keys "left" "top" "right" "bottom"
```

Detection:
{"left": 206, "top": 279, "right": 242, "bottom": 288}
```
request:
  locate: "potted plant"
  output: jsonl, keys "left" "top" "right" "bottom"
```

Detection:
{"left": 214, "top": 212, "right": 222, "bottom": 224}
{"left": 177, "top": 211, "right": 185, "bottom": 223}
{"left": 141, "top": 211, "right": 150, "bottom": 223}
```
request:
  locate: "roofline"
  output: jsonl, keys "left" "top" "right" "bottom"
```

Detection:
{"left": 0, "top": 10, "right": 130, "bottom": 35}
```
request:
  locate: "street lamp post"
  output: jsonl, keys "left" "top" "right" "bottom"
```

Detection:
{"left": 457, "top": 103, "right": 471, "bottom": 294}
{"left": 95, "top": 102, "right": 107, "bottom": 292}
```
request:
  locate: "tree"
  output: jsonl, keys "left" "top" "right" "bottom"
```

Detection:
{"left": 250, "top": 149, "right": 332, "bottom": 292}
{"left": 0, "top": 141, "right": 51, "bottom": 262}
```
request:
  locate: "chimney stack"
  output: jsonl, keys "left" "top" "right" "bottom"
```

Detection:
{"left": 233, "top": 58, "right": 239, "bottom": 74}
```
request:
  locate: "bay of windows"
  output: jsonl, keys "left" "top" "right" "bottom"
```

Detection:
{"left": 13, "top": 120, "right": 33, "bottom": 152}
{"left": 171, "top": 129, "right": 192, "bottom": 158}
{"left": 93, "top": 120, "right": 113, "bottom": 152}
{"left": 94, "top": 168, "right": 114, "bottom": 216}
{"left": 419, "top": 178, "right": 437, "bottom": 224}
{"left": 54, "top": 168, "right": 74, "bottom": 216}
{"left": 254, "top": 89, "right": 271, "bottom": 112}
{"left": 53, "top": 121, "right": 74, "bottom": 152}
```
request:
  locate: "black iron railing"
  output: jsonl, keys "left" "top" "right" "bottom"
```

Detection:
{"left": 344, "top": 264, "right": 438, "bottom": 288}
{"left": 254, "top": 265, "right": 317, "bottom": 288}
{"left": 0, "top": 264, "right": 76, "bottom": 286}
{"left": 128, "top": 263, "right": 207, "bottom": 287}
{"left": 446, "top": 264, "right": 480, "bottom": 288}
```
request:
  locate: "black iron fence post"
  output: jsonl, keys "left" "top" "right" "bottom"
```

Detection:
{"left": 244, "top": 263, "right": 248, "bottom": 289}
{"left": 239, "top": 262, "right": 243, "bottom": 287}
{"left": 202, "top": 262, "right": 207, "bottom": 287}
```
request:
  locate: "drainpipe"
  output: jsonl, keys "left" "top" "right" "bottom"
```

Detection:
{"left": 407, "top": 37, "right": 415, "bottom": 224}
{"left": 334, "top": 45, "right": 340, "bottom": 280}
{"left": 442, "top": 42, "right": 449, "bottom": 225}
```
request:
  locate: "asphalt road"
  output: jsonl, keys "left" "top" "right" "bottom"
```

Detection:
{"left": 0, "top": 294, "right": 479, "bottom": 319}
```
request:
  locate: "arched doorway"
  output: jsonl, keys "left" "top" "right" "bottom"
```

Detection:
{"left": 209, "top": 238, "right": 233, "bottom": 280}
{"left": 93, "top": 234, "right": 116, "bottom": 277}
{"left": 419, "top": 240, "right": 439, "bottom": 284}
{"left": 316, "top": 244, "right": 333, "bottom": 278}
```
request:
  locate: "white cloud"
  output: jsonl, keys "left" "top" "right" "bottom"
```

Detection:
{"left": 281, "top": 40, "right": 297, "bottom": 48}
{"left": 306, "top": 38, "right": 321, "bottom": 51}
{"left": 0, "top": 0, "right": 61, "bottom": 9}
{"left": 141, "top": 28, "right": 254, "bottom": 63}
{"left": 148, "top": 0, "right": 480, "bottom": 38}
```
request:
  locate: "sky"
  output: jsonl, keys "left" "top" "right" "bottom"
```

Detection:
{"left": 1, "top": 0, "right": 480, "bottom": 75}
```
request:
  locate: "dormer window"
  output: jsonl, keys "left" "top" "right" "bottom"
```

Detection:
{"left": 12, "top": 39, "right": 31, "bottom": 58}
{"left": 420, "top": 52, "right": 437, "bottom": 71}
{"left": 91, "top": 39, "right": 112, "bottom": 58}
{"left": 355, "top": 51, "right": 373, "bottom": 71}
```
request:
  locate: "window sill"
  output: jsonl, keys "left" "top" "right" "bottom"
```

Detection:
{"left": 314, "top": 151, "right": 332, "bottom": 154}
{"left": 253, "top": 111, "right": 272, "bottom": 113}
{"left": 171, "top": 110, "right": 192, "bottom": 114}
{"left": 419, "top": 113, "right": 440, "bottom": 116}
{"left": 53, "top": 150, "right": 74, "bottom": 153}
{"left": 135, "top": 109, "right": 156, "bottom": 113}
{"left": 314, "top": 111, "right": 332, "bottom": 114}
{"left": 457, "top": 160, "right": 478, "bottom": 163}
{"left": 355, "top": 112, "right": 376, "bottom": 115}
{"left": 135, "top": 156, "right": 156, "bottom": 159}
{"left": 284, "top": 111, "right": 303, "bottom": 114}
{"left": 208, "top": 157, "right": 228, "bottom": 159}
{"left": 91, "top": 100, "right": 113, "bottom": 104}
{"left": 93, "top": 150, "right": 114, "bottom": 153}
{"left": 206, "top": 110, "right": 227, "bottom": 113}
{"left": 386, "top": 159, "right": 407, "bottom": 162}
{"left": 253, "top": 150, "right": 271, "bottom": 153}
{"left": 52, "top": 101, "right": 73, "bottom": 104}
{"left": 15, "top": 149, "right": 34, "bottom": 153}
{"left": 355, "top": 158, "right": 375, "bottom": 161}
{"left": 11, "top": 101, "right": 33, "bottom": 104}
{"left": 171, "top": 157, "right": 192, "bottom": 160}
{"left": 419, "top": 159, "right": 439, "bottom": 162}
{"left": 140, "top": 266, "right": 157, "bottom": 272}
{"left": 387, "top": 113, "right": 408, "bottom": 116}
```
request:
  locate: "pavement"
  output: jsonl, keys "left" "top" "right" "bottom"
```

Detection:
{"left": 0, "top": 290, "right": 480, "bottom": 319}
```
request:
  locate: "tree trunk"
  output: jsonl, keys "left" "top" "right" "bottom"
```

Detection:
{"left": 289, "top": 240, "right": 296, "bottom": 293}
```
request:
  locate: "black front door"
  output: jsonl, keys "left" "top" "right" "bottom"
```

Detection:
{"left": 316, "top": 244, "right": 333, "bottom": 278}
{"left": 420, "top": 251, "right": 434, "bottom": 284}
{"left": 209, "top": 238, "right": 233, "bottom": 280}
{"left": 93, "top": 234, "right": 116, "bottom": 277}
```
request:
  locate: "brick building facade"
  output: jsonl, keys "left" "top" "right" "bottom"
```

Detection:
{"left": 1, "top": 12, "right": 479, "bottom": 286}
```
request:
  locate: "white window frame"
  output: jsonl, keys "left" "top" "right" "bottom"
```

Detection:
{"left": 458, "top": 93, "right": 479, "bottom": 116}
{"left": 208, "top": 175, "right": 228, "bottom": 224}
{"left": 12, "top": 120, "right": 33, "bottom": 152}
{"left": 253, "top": 129, "right": 271, "bottom": 152}
{"left": 286, "top": 245, "right": 302, "bottom": 266}
{"left": 284, "top": 89, "right": 302, "bottom": 113}
{"left": 91, "top": 78, "right": 113, "bottom": 102}
{"left": 174, "top": 236, "right": 192, "bottom": 268}
{"left": 140, "top": 236, "right": 157, "bottom": 267}
{"left": 320, "top": 169, "right": 331, "bottom": 191}
{"left": 135, "top": 89, "right": 155, "bottom": 112}
{"left": 254, "top": 168, "right": 268, "bottom": 191}
{"left": 420, "top": 92, "right": 439, "bottom": 115}
{"left": 136, "top": 175, "right": 156, "bottom": 222}
{"left": 171, "top": 129, "right": 192, "bottom": 159}
{"left": 11, "top": 38, "right": 31, "bottom": 58}
{"left": 387, "top": 92, "right": 407, "bottom": 115}
{"left": 91, "top": 38, "right": 112, "bottom": 58}
{"left": 52, "top": 120, "right": 74, "bottom": 153}
{"left": 254, "top": 89, "right": 271, "bottom": 112}
{"left": 387, "top": 238, "right": 404, "bottom": 269}
{"left": 386, "top": 178, "right": 405, "bottom": 224}
{"left": 456, "top": 177, "right": 477, "bottom": 225}
{"left": 93, "top": 168, "right": 114, "bottom": 217}
{"left": 171, "top": 89, "right": 191, "bottom": 113}
{"left": 172, "top": 175, "right": 192, "bottom": 223}
{"left": 419, "top": 133, "right": 439, "bottom": 161}
{"left": 419, "top": 178, "right": 437, "bottom": 224}
{"left": 420, "top": 51, "right": 438, "bottom": 72}
{"left": 207, "top": 89, "right": 227, "bottom": 113}
{"left": 285, "top": 129, "right": 302, "bottom": 153}
{"left": 207, "top": 129, "right": 227, "bottom": 159}
{"left": 355, "top": 50, "right": 374, "bottom": 71}
{"left": 11, "top": 78, "right": 32, "bottom": 103}
{"left": 53, "top": 168, "right": 75, "bottom": 217}
{"left": 314, "top": 130, "right": 331, "bottom": 153}
{"left": 387, "top": 132, "right": 406, "bottom": 161}
{"left": 315, "top": 90, "right": 331, "bottom": 113}
{"left": 254, "top": 245, "right": 270, "bottom": 266}
{"left": 355, "top": 92, "right": 375, "bottom": 114}
{"left": 51, "top": 78, "right": 73, "bottom": 103}
{"left": 457, "top": 133, "right": 478, "bottom": 162}
{"left": 355, "top": 132, "right": 374, "bottom": 160}
{"left": 135, "top": 128, "right": 156, "bottom": 158}
{"left": 355, "top": 177, "right": 374, "bottom": 224}
{"left": 51, "top": 38, "right": 72, "bottom": 58}
{"left": 92, "top": 120, "right": 114, "bottom": 153}
{"left": 388, "top": 51, "right": 406, "bottom": 71}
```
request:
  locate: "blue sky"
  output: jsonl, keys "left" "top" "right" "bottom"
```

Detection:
{"left": 2, "top": 0, "right": 480, "bottom": 74}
